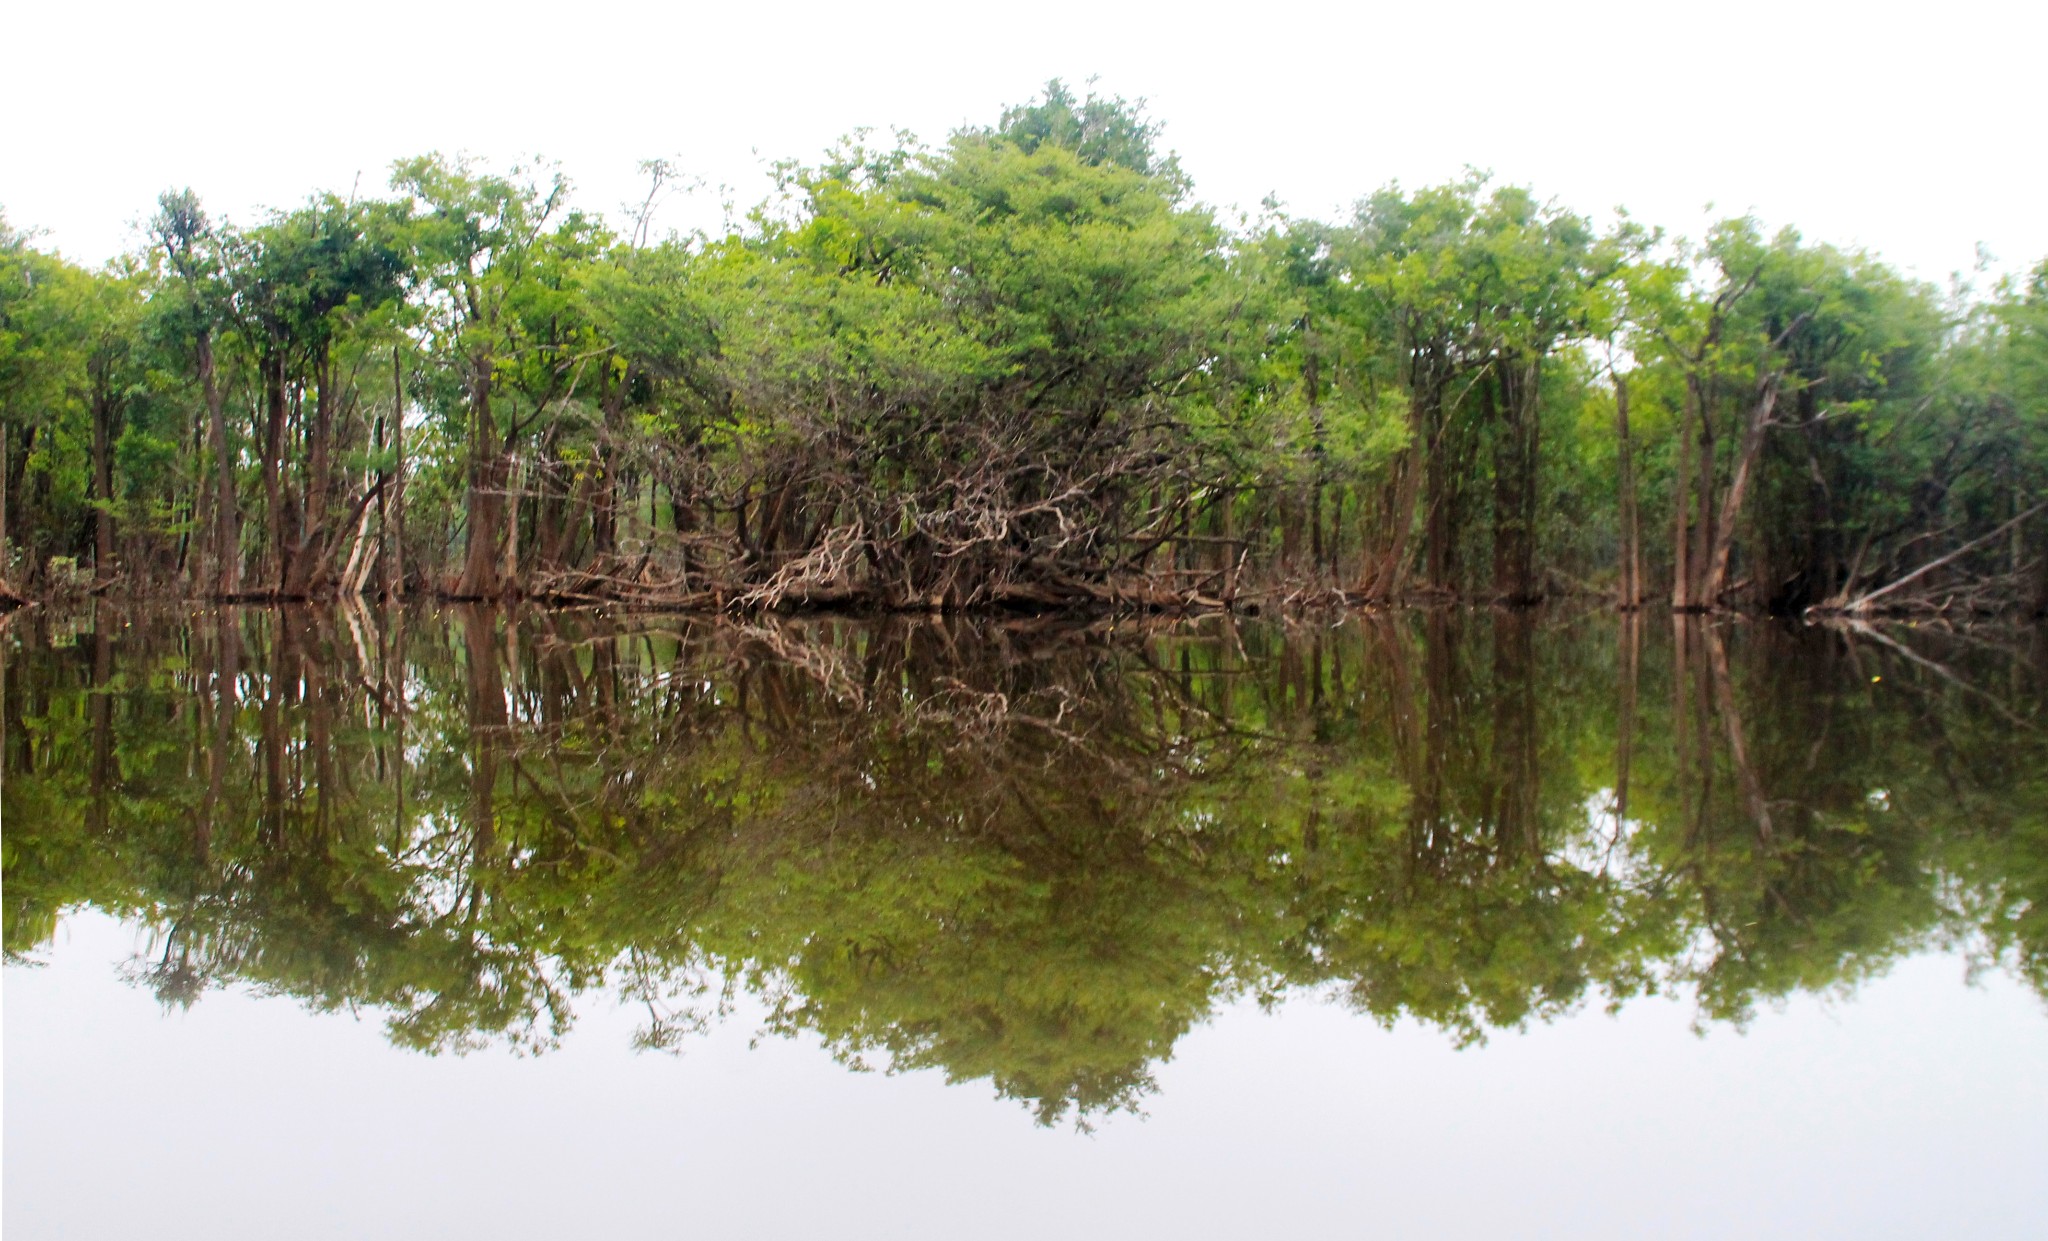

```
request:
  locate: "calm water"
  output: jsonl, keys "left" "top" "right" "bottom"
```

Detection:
{"left": 5, "top": 607, "right": 2046, "bottom": 1238}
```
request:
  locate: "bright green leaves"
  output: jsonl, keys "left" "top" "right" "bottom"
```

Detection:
{"left": 742, "top": 119, "right": 1226, "bottom": 424}
{"left": 3, "top": 83, "right": 2040, "bottom": 609}
{"left": 232, "top": 195, "right": 408, "bottom": 356}
{"left": 588, "top": 89, "right": 1240, "bottom": 603}
{"left": 986, "top": 78, "right": 1183, "bottom": 188}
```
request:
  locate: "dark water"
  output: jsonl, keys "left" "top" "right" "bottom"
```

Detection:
{"left": 5, "top": 607, "right": 2046, "bottom": 1238}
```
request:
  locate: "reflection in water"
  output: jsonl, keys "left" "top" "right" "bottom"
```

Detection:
{"left": 4, "top": 607, "right": 2044, "bottom": 1125}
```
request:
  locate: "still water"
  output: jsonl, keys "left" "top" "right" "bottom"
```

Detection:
{"left": 5, "top": 607, "right": 2046, "bottom": 1238}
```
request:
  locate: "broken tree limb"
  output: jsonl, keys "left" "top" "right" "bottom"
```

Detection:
{"left": 1818, "top": 501, "right": 2048, "bottom": 615}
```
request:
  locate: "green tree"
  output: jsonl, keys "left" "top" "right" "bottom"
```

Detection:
{"left": 391, "top": 155, "right": 587, "bottom": 598}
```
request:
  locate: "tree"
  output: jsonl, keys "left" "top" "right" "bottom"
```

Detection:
{"left": 72, "top": 263, "right": 148, "bottom": 581}
{"left": 0, "top": 95, "right": 2040, "bottom": 615}
{"left": 151, "top": 190, "right": 242, "bottom": 597}
{"left": 225, "top": 196, "right": 408, "bottom": 596}
{"left": 0, "top": 217, "right": 84, "bottom": 593}
{"left": 392, "top": 155, "right": 582, "bottom": 599}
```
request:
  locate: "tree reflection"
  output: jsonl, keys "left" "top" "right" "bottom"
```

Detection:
{"left": 4, "top": 606, "right": 2043, "bottom": 1125}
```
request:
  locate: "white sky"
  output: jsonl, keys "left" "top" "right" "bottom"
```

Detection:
{"left": 4, "top": 0, "right": 2042, "bottom": 288}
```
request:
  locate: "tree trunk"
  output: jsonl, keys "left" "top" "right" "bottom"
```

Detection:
{"left": 1704, "top": 372, "right": 1782, "bottom": 604}
{"left": 1423, "top": 374, "right": 1454, "bottom": 593}
{"left": 0, "top": 416, "right": 11, "bottom": 598}
{"left": 90, "top": 391, "right": 116, "bottom": 582}
{"left": 2034, "top": 505, "right": 2048, "bottom": 618}
{"left": 1614, "top": 373, "right": 1640, "bottom": 609}
{"left": 1306, "top": 341, "right": 1326, "bottom": 580}
{"left": 592, "top": 369, "right": 624, "bottom": 560}
{"left": 1691, "top": 378, "right": 1717, "bottom": 609}
{"left": 261, "top": 351, "right": 288, "bottom": 594}
{"left": 1327, "top": 486, "right": 1344, "bottom": 582}
{"left": 198, "top": 331, "right": 240, "bottom": 598}
{"left": 388, "top": 347, "right": 406, "bottom": 601}
{"left": 287, "top": 347, "right": 338, "bottom": 597}
{"left": 375, "top": 351, "right": 392, "bottom": 600}
{"left": 1671, "top": 376, "right": 1696, "bottom": 610}
{"left": 455, "top": 357, "right": 505, "bottom": 598}
{"left": 1220, "top": 487, "right": 1241, "bottom": 604}
{"left": 1369, "top": 443, "right": 1421, "bottom": 599}
{"left": 1491, "top": 354, "right": 1542, "bottom": 605}
{"left": 499, "top": 450, "right": 525, "bottom": 589}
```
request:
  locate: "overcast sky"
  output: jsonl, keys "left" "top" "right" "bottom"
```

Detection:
{"left": 5, "top": 0, "right": 2041, "bottom": 287}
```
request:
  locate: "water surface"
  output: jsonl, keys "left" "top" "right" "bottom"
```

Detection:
{"left": 6, "top": 608, "right": 2046, "bottom": 1237}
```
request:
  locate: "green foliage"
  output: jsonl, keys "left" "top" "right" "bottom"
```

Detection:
{"left": 986, "top": 78, "right": 1182, "bottom": 187}
{"left": 1, "top": 85, "right": 2041, "bottom": 610}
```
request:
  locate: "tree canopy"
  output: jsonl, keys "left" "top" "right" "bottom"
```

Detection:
{"left": 1, "top": 82, "right": 2042, "bottom": 616}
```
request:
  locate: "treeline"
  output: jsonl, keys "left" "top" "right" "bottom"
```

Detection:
{"left": 2, "top": 83, "right": 2044, "bottom": 614}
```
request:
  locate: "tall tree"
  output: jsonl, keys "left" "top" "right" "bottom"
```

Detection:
{"left": 152, "top": 191, "right": 242, "bottom": 597}
{"left": 392, "top": 155, "right": 578, "bottom": 599}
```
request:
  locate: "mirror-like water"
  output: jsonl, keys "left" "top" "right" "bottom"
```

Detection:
{"left": 5, "top": 608, "right": 2046, "bottom": 1237}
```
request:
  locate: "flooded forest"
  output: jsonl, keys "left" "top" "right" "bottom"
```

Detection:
{"left": 5, "top": 77, "right": 2046, "bottom": 1135}
{"left": 2, "top": 84, "right": 2044, "bottom": 617}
